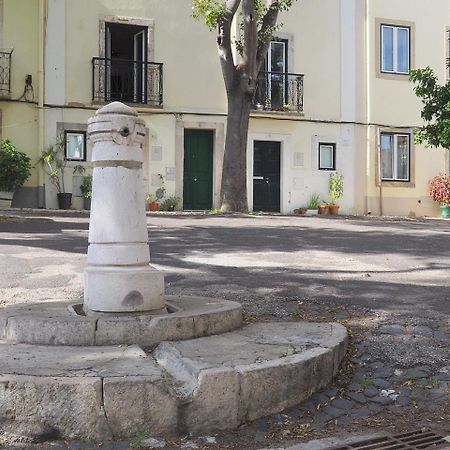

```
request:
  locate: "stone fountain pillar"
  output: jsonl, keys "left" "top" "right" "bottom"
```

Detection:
{"left": 84, "top": 102, "right": 164, "bottom": 313}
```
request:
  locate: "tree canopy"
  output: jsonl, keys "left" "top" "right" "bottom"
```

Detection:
{"left": 410, "top": 67, "right": 450, "bottom": 150}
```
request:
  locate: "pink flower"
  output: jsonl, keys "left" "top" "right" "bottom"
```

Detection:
{"left": 429, "top": 175, "right": 450, "bottom": 205}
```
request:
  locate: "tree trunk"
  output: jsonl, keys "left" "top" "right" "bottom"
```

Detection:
{"left": 220, "top": 90, "right": 252, "bottom": 212}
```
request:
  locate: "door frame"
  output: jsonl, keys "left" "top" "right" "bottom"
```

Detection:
{"left": 175, "top": 120, "right": 225, "bottom": 210}
{"left": 247, "top": 132, "right": 291, "bottom": 214}
{"left": 99, "top": 16, "right": 155, "bottom": 61}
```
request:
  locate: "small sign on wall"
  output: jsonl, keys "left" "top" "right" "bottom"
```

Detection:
{"left": 151, "top": 146, "right": 163, "bottom": 161}
{"left": 165, "top": 167, "right": 175, "bottom": 181}
{"left": 293, "top": 152, "right": 304, "bottom": 167}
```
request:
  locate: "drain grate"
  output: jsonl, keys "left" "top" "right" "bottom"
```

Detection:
{"left": 326, "top": 430, "right": 449, "bottom": 450}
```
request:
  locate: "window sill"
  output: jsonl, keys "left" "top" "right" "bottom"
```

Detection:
{"left": 377, "top": 180, "right": 415, "bottom": 188}
{"left": 376, "top": 71, "right": 411, "bottom": 81}
{"left": 250, "top": 110, "right": 305, "bottom": 119}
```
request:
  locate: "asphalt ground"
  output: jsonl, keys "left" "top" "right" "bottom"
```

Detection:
{"left": 1, "top": 212, "right": 449, "bottom": 318}
{"left": 0, "top": 211, "right": 449, "bottom": 449}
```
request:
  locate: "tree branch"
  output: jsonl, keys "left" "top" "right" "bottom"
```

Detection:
{"left": 241, "top": 0, "right": 257, "bottom": 75}
{"left": 218, "top": 0, "right": 241, "bottom": 92}
{"left": 256, "top": 0, "right": 280, "bottom": 71}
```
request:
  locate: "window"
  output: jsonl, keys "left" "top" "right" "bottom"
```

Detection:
{"left": 381, "top": 24, "right": 410, "bottom": 74}
{"left": 318, "top": 143, "right": 336, "bottom": 170}
{"left": 65, "top": 131, "right": 86, "bottom": 161}
{"left": 380, "top": 133, "right": 410, "bottom": 181}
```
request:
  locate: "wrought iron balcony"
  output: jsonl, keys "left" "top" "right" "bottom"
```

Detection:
{"left": 92, "top": 57, "right": 163, "bottom": 106}
{"left": 252, "top": 71, "right": 304, "bottom": 113}
{"left": 0, "top": 50, "right": 12, "bottom": 97}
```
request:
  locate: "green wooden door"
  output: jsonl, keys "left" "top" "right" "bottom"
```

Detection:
{"left": 183, "top": 130, "right": 213, "bottom": 210}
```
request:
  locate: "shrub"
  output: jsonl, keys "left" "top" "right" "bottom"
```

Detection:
{"left": 160, "top": 196, "right": 181, "bottom": 211}
{"left": 429, "top": 174, "right": 450, "bottom": 205}
{"left": 80, "top": 175, "right": 92, "bottom": 199}
{"left": 0, "top": 140, "right": 32, "bottom": 192}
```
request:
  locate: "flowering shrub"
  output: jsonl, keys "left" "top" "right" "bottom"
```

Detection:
{"left": 429, "top": 174, "right": 450, "bottom": 205}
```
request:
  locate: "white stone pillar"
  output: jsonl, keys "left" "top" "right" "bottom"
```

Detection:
{"left": 84, "top": 102, "right": 165, "bottom": 313}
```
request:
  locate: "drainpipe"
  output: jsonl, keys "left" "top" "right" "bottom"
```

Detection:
{"left": 377, "top": 129, "right": 383, "bottom": 215}
{"left": 364, "top": 0, "right": 372, "bottom": 215}
{"left": 37, "top": 0, "right": 46, "bottom": 207}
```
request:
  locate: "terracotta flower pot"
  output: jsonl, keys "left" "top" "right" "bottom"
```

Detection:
{"left": 318, "top": 204, "right": 329, "bottom": 215}
{"left": 329, "top": 204, "right": 340, "bottom": 215}
{"left": 149, "top": 201, "right": 159, "bottom": 212}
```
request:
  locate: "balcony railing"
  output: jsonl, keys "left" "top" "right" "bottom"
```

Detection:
{"left": 252, "top": 71, "right": 304, "bottom": 113}
{"left": 92, "top": 57, "right": 163, "bottom": 106}
{"left": 0, "top": 50, "right": 13, "bottom": 97}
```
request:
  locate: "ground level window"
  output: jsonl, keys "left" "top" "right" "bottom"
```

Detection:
{"left": 65, "top": 131, "right": 86, "bottom": 161}
{"left": 380, "top": 133, "right": 410, "bottom": 181}
{"left": 318, "top": 143, "right": 336, "bottom": 170}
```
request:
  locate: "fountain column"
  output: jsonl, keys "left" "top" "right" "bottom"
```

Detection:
{"left": 84, "top": 102, "right": 165, "bottom": 313}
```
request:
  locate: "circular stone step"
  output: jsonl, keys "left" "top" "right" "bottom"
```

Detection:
{"left": 0, "top": 295, "right": 242, "bottom": 346}
{"left": 0, "top": 322, "right": 347, "bottom": 441}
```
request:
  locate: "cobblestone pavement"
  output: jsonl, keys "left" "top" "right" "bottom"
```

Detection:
{"left": 0, "top": 212, "right": 449, "bottom": 449}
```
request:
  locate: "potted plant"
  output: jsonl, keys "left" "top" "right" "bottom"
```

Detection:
{"left": 306, "top": 193, "right": 320, "bottom": 215}
{"left": 429, "top": 174, "right": 450, "bottom": 218}
{"left": 329, "top": 172, "right": 344, "bottom": 215}
{"left": 318, "top": 202, "right": 330, "bottom": 215}
{"left": 146, "top": 193, "right": 158, "bottom": 211}
{"left": 146, "top": 186, "right": 166, "bottom": 212}
{"left": 38, "top": 137, "right": 72, "bottom": 209}
{"left": 80, "top": 175, "right": 92, "bottom": 210}
{"left": 0, "top": 139, "right": 32, "bottom": 208}
{"left": 160, "top": 196, "right": 181, "bottom": 212}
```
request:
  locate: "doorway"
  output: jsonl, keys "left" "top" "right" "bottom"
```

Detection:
{"left": 253, "top": 140, "right": 281, "bottom": 212}
{"left": 105, "top": 22, "right": 148, "bottom": 103}
{"left": 183, "top": 130, "right": 214, "bottom": 210}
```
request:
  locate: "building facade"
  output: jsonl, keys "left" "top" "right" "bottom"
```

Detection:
{"left": 0, "top": 0, "right": 449, "bottom": 216}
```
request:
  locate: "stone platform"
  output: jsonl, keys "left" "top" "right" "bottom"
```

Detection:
{"left": 0, "top": 295, "right": 243, "bottom": 346}
{"left": 0, "top": 321, "right": 347, "bottom": 440}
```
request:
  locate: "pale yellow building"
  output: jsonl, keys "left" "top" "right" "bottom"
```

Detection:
{"left": 0, "top": 0, "right": 449, "bottom": 216}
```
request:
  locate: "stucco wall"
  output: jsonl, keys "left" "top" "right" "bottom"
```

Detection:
{"left": 2, "top": 0, "right": 450, "bottom": 216}
{"left": 363, "top": 0, "right": 450, "bottom": 216}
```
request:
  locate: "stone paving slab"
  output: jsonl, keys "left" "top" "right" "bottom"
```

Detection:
{"left": 0, "top": 343, "right": 156, "bottom": 377}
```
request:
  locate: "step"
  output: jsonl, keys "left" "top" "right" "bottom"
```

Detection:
{"left": 0, "top": 321, "right": 347, "bottom": 441}
{"left": 0, "top": 295, "right": 243, "bottom": 346}
{"left": 154, "top": 322, "right": 348, "bottom": 433}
